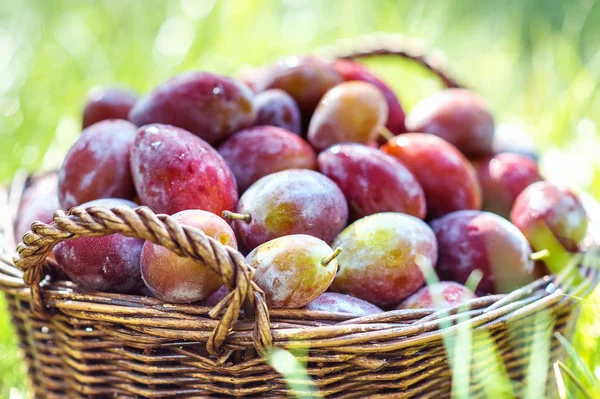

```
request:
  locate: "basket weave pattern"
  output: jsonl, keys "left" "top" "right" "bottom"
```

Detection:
{"left": 1, "top": 36, "right": 599, "bottom": 398}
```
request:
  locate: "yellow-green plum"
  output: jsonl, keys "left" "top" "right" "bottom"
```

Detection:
{"left": 330, "top": 212, "right": 437, "bottom": 307}
{"left": 224, "top": 169, "right": 348, "bottom": 251}
{"left": 334, "top": 59, "right": 406, "bottom": 135}
{"left": 308, "top": 81, "right": 388, "bottom": 151}
{"left": 247, "top": 235, "right": 340, "bottom": 308}
{"left": 141, "top": 210, "right": 237, "bottom": 303}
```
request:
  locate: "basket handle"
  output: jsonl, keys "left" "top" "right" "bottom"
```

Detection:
{"left": 13, "top": 205, "right": 272, "bottom": 357}
{"left": 323, "top": 33, "right": 462, "bottom": 89}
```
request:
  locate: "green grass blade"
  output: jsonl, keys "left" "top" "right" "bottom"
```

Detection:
{"left": 470, "top": 330, "right": 515, "bottom": 399}
{"left": 523, "top": 310, "right": 554, "bottom": 399}
{"left": 266, "top": 347, "right": 320, "bottom": 399}
{"left": 555, "top": 361, "right": 595, "bottom": 399}
{"left": 555, "top": 332, "right": 600, "bottom": 393}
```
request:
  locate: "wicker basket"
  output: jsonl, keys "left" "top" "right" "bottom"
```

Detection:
{"left": 1, "top": 35, "right": 599, "bottom": 399}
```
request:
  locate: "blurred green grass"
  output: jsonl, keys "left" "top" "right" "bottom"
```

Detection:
{"left": 1, "top": 0, "right": 600, "bottom": 397}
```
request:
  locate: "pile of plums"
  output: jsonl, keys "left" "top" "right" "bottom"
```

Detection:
{"left": 15, "top": 54, "right": 590, "bottom": 316}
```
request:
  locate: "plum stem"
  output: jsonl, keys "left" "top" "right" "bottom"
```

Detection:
{"left": 222, "top": 211, "right": 252, "bottom": 223}
{"left": 378, "top": 126, "right": 395, "bottom": 141}
{"left": 321, "top": 247, "right": 342, "bottom": 266}
{"left": 530, "top": 249, "right": 550, "bottom": 261}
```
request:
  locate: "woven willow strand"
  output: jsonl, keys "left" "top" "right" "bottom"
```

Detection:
{"left": 13, "top": 205, "right": 272, "bottom": 357}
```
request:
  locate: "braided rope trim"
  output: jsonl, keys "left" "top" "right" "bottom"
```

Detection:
{"left": 315, "top": 32, "right": 461, "bottom": 89}
{"left": 13, "top": 205, "right": 272, "bottom": 357}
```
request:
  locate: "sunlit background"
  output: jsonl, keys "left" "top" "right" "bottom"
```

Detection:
{"left": 1, "top": 0, "right": 600, "bottom": 397}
